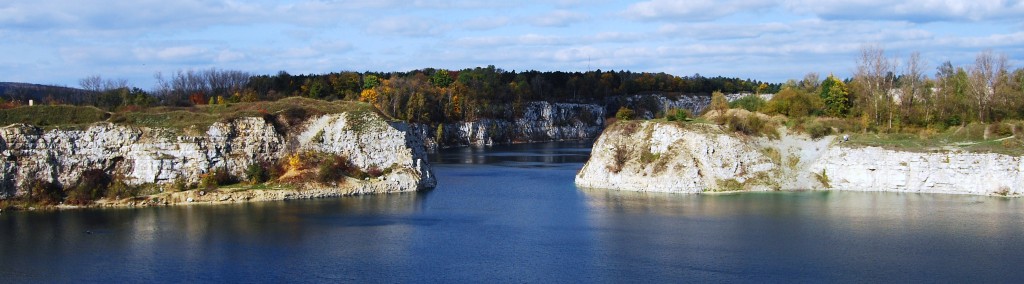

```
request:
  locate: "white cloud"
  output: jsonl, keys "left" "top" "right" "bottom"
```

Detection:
{"left": 785, "top": 0, "right": 1024, "bottom": 22}
{"left": 370, "top": 16, "right": 449, "bottom": 37}
{"left": 1, "top": 0, "right": 1022, "bottom": 87}
{"left": 462, "top": 16, "right": 511, "bottom": 31}
{"left": 624, "top": 0, "right": 777, "bottom": 21}
{"left": 531, "top": 10, "right": 590, "bottom": 27}
{"left": 659, "top": 22, "right": 792, "bottom": 40}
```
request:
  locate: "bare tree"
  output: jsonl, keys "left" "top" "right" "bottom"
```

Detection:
{"left": 799, "top": 72, "right": 820, "bottom": 93}
{"left": 900, "top": 52, "right": 926, "bottom": 123}
{"left": 855, "top": 45, "right": 897, "bottom": 129}
{"left": 968, "top": 50, "right": 1009, "bottom": 122}
{"left": 79, "top": 75, "right": 131, "bottom": 92}
{"left": 79, "top": 75, "right": 104, "bottom": 92}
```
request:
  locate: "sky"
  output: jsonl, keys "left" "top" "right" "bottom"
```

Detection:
{"left": 1, "top": 0, "right": 1022, "bottom": 89}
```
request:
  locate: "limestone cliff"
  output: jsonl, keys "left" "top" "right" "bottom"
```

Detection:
{"left": 0, "top": 112, "right": 435, "bottom": 200}
{"left": 576, "top": 121, "right": 1023, "bottom": 196}
{"left": 426, "top": 101, "right": 605, "bottom": 149}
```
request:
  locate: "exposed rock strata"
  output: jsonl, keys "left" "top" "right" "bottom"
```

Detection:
{"left": 607, "top": 93, "right": 769, "bottom": 120}
{"left": 425, "top": 101, "right": 605, "bottom": 149}
{"left": 0, "top": 112, "right": 435, "bottom": 200}
{"left": 576, "top": 121, "right": 1022, "bottom": 196}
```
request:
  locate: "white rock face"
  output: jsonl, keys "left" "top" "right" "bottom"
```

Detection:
{"left": 610, "top": 93, "right": 767, "bottom": 119}
{"left": 0, "top": 113, "right": 434, "bottom": 198}
{"left": 576, "top": 121, "right": 1023, "bottom": 196}
{"left": 430, "top": 101, "right": 605, "bottom": 148}
{"left": 810, "top": 147, "right": 1023, "bottom": 195}
{"left": 575, "top": 121, "right": 776, "bottom": 193}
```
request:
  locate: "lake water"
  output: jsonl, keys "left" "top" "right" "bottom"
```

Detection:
{"left": 2, "top": 141, "right": 1024, "bottom": 282}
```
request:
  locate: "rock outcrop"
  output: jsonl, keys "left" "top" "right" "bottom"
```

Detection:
{"left": 607, "top": 93, "right": 769, "bottom": 120}
{"left": 0, "top": 112, "right": 435, "bottom": 200}
{"left": 575, "top": 121, "right": 778, "bottom": 193}
{"left": 576, "top": 121, "right": 1023, "bottom": 196}
{"left": 426, "top": 101, "right": 605, "bottom": 149}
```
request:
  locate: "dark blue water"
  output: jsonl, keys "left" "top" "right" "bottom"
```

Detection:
{"left": 3, "top": 141, "right": 1024, "bottom": 282}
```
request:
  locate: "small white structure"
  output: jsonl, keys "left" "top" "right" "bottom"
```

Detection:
{"left": 28, "top": 100, "right": 33, "bottom": 106}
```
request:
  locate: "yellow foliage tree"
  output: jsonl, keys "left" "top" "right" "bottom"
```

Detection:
{"left": 710, "top": 90, "right": 729, "bottom": 114}
{"left": 360, "top": 89, "right": 378, "bottom": 104}
{"left": 287, "top": 154, "right": 302, "bottom": 172}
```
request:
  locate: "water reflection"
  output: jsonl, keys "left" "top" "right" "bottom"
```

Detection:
{"left": 0, "top": 192, "right": 428, "bottom": 282}
{"left": 4, "top": 140, "right": 1024, "bottom": 283}
{"left": 580, "top": 189, "right": 1024, "bottom": 282}
{"left": 430, "top": 140, "right": 593, "bottom": 166}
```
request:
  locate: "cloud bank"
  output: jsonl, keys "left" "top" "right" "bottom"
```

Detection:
{"left": 0, "top": 0, "right": 1021, "bottom": 88}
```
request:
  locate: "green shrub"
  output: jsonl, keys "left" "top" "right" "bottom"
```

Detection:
{"left": 806, "top": 122, "right": 834, "bottom": 139}
{"left": 721, "top": 114, "right": 778, "bottom": 138}
{"left": 666, "top": 108, "right": 691, "bottom": 122}
{"left": 990, "top": 123, "right": 1014, "bottom": 137}
{"left": 105, "top": 180, "right": 140, "bottom": 200}
{"left": 814, "top": 169, "right": 831, "bottom": 188}
{"left": 317, "top": 155, "right": 352, "bottom": 183}
{"left": 26, "top": 178, "right": 62, "bottom": 205}
{"left": 763, "top": 87, "right": 823, "bottom": 118}
{"left": 200, "top": 168, "right": 235, "bottom": 189}
{"left": 66, "top": 169, "right": 112, "bottom": 205}
{"left": 615, "top": 107, "right": 635, "bottom": 120}
{"left": 729, "top": 95, "right": 766, "bottom": 112}
{"left": 245, "top": 163, "right": 269, "bottom": 184}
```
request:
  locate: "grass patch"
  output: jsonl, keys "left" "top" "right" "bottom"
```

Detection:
{"left": 814, "top": 169, "right": 831, "bottom": 188}
{"left": 712, "top": 179, "right": 744, "bottom": 192}
{"left": 2, "top": 97, "right": 373, "bottom": 134}
{"left": 110, "top": 97, "right": 372, "bottom": 134}
{"left": 0, "top": 105, "right": 110, "bottom": 129}
{"left": 844, "top": 122, "right": 1024, "bottom": 156}
{"left": 786, "top": 154, "right": 800, "bottom": 170}
{"left": 639, "top": 150, "right": 659, "bottom": 164}
{"left": 761, "top": 147, "right": 782, "bottom": 165}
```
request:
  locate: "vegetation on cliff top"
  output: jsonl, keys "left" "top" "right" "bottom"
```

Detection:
{"left": 0, "top": 96, "right": 374, "bottom": 132}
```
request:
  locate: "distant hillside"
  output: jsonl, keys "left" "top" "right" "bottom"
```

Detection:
{"left": 0, "top": 82, "right": 94, "bottom": 104}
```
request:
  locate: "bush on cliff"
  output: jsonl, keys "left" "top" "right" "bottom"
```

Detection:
{"left": 615, "top": 107, "right": 635, "bottom": 120}
{"left": 606, "top": 146, "right": 630, "bottom": 174}
{"left": 718, "top": 111, "right": 779, "bottom": 139}
{"left": 200, "top": 168, "right": 236, "bottom": 190}
{"left": 26, "top": 178, "right": 63, "bottom": 205}
{"left": 246, "top": 163, "right": 270, "bottom": 184}
{"left": 729, "top": 94, "right": 766, "bottom": 112}
{"left": 317, "top": 155, "right": 352, "bottom": 184}
{"left": 66, "top": 169, "right": 112, "bottom": 205}
{"left": 104, "top": 180, "right": 141, "bottom": 200}
{"left": 666, "top": 108, "right": 691, "bottom": 122}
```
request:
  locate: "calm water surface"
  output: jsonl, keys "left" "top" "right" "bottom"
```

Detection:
{"left": 2, "top": 141, "right": 1024, "bottom": 282}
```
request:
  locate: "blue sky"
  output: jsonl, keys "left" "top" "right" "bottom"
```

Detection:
{"left": 1, "top": 0, "right": 1022, "bottom": 89}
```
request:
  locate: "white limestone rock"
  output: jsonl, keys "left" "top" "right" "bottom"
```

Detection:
{"left": 576, "top": 120, "right": 1022, "bottom": 196}
{"left": 0, "top": 112, "right": 435, "bottom": 198}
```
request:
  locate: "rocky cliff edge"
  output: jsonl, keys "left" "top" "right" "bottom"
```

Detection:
{"left": 0, "top": 111, "right": 435, "bottom": 203}
{"left": 576, "top": 121, "right": 1023, "bottom": 196}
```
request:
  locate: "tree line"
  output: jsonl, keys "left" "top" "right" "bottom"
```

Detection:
{"left": 5, "top": 47, "right": 1021, "bottom": 129}
{"left": 733, "top": 47, "right": 1023, "bottom": 131}
{"left": 5, "top": 67, "right": 779, "bottom": 124}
